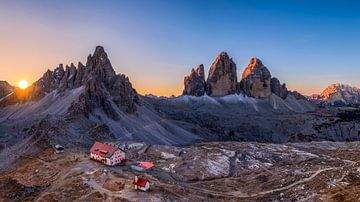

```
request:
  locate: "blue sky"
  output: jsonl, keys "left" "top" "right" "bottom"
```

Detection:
{"left": 0, "top": 0, "right": 359, "bottom": 95}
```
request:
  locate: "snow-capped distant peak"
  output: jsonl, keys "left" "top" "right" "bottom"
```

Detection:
{"left": 312, "top": 83, "right": 360, "bottom": 106}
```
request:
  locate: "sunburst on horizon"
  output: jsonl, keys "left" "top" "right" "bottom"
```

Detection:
{"left": 18, "top": 80, "right": 29, "bottom": 90}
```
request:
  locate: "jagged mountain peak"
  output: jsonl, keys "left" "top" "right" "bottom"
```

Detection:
{"left": 183, "top": 64, "right": 206, "bottom": 96}
{"left": 0, "top": 46, "right": 139, "bottom": 115}
{"left": 249, "top": 56, "right": 263, "bottom": 66}
{"left": 240, "top": 56, "right": 272, "bottom": 98}
{"left": 86, "top": 46, "right": 116, "bottom": 81}
{"left": 211, "top": 51, "right": 233, "bottom": 66}
{"left": 241, "top": 57, "right": 268, "bottom": 79}
{"left": 219, "top": 51, "right": 229, "bottom": 57}
{"left": 310, "top": 83, "right": 360, "bottom": 107}
{"left": 320, "top": 83, "right": 360, "bottom": 99}
{"left": 207, "top": 51, "right": 237, "bottom": 96}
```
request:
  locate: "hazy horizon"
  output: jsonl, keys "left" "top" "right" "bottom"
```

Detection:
{"left": 1, "top": 0, "right": 359, "bottom": 96}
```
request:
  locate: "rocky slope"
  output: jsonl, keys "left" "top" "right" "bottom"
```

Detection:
{"left": 146, "top": 95, "right": 360, "bottom": 143}
{"left": 311, "top": 83, "right": 360, "bottom": 107}
{"left": 0, "top": 81, "right": 14, "bottom": 100}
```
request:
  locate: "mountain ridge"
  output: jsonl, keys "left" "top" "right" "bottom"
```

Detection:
{"left": 310, "top": 83, "right": 360, "bottom": 107}
{"left": 0, "top": 46, "right": 139, "bottom": 117}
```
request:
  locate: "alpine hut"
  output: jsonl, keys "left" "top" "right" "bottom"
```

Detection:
{"left": 90, "top": 141, "right": 126, "bottom": 166}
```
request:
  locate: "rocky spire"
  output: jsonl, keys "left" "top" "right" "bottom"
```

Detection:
{"left": 59, "top": 63, "right": 77, "bottom": 90}
{"left": 270, "top": 77, "right": 288, "bottom": 99}
{"left": 86, "top": 46, "right": 116, "bottom": 82}
{"left": 183, "top": 64, "right": 206, "bottom": 96}
{"left": 82, "top": 46, "right": 139, "bottom": 116}
{"left": 206, "top": 52, "right": 238, "bottom": 96}
{"left": 240, "top": 57, "right": 272, "bottom": 98}
{"left": 74, "top": 62, "right": 86, "bottom": 87}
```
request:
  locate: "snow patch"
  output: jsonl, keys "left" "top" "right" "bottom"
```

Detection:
{"left": 206, "top": 155, "right": 230, "bottom": 176}
{"left": 162, "top": 163, "right": 176, "bottom": 173}
{"left": 291, "top": 149, "right": 319, "bottom": 158}
{"left": 161, "top": 152, "right": 177, "bottom": 159}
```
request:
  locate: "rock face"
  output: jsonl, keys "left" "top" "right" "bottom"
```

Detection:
{"left": 0, "top": 46, "right": 139, "bottom": 115}
{"left": 82, "top": 46, "right": 139, "bottom": 115}
{"left": 240, "top": 57, "right": 271, "bottom": 98}
{"left": 206, "top": 52, "right": 237, "bottom": 96}
{"left": 0, "top": 81, "right": 14, "bottom": 99}
{"left": 183, "top": 64, "right": 206, "bottom": 96}
{"left": 181, "top": 53, "right": 308, "bottom": 100}
{"left": 270, "top": 77, "right": 288, "bottom": 99}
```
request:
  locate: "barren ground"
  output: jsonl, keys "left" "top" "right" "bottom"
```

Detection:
{"left": 1, "top": 141, "right": 360, "bottom": 201}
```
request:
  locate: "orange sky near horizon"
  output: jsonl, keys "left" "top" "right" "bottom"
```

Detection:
{"left": 0, "top": 53, "right": 329, "bottom": 97}
{"left": 0, "top": 43, "right": 351, "bottom": 97}
{"left": 0, "top": 35, "right": 353, "bottom": 97}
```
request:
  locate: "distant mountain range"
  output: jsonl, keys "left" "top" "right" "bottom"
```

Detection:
{"left": 310, "top": 83, "right": 360, "bottom": 107}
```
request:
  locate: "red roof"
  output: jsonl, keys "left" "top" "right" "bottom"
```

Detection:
{"left": 138, "top": 162, "right": 154, "bottom": 170}
{"left": 90, "top": 141, "right": 119, "bottom": 158}
{"left": 133, "top": 177, "right": 149, "bottom": 187}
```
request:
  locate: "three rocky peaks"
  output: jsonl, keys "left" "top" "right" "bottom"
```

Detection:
{"left": 183, "top": 52, "right": 301, "bottom": 100}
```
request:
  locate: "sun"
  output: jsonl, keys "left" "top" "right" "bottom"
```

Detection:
{"left": 18, "top": 80, "right": 29, "bottom": 89}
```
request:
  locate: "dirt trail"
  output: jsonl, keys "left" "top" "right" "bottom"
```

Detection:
{"left": 170, "top": 158, "right": 358, "bottom": 199}
{"left": 229, "top": 167, "right": 337, "bottom": 197}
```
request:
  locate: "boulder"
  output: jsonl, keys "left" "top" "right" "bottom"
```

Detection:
{"left": 183, "top": 64, "right": 206, "bottom": 96}
{"left": 240, "top": 57, "right": 271, "bottom": 98}
{"left": 206, "top": 52, "right": 237, "bottom": 96}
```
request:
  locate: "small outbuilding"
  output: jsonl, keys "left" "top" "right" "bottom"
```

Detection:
{"left": 133, "top": 175, "right": 150, "bottom": 192}
{"left": 54, "top": 144, "right": 64, "bottom": 153}
{"left": 138, "top": 162, "right": 154, "bottom": 170}
{"left": 130, "top": 162, "right": 154, "bottom": 172}
{"left": 90, "top": 141, "right": 126, "bottom": 166}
